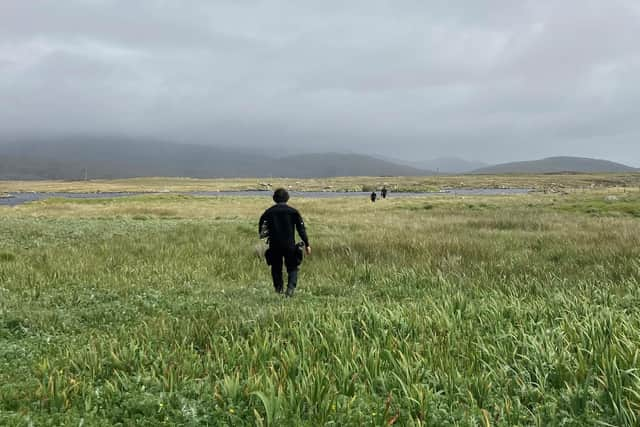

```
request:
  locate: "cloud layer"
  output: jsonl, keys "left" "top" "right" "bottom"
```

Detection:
{"left": 1, "top": 0, "right": 639, "bottom": 164}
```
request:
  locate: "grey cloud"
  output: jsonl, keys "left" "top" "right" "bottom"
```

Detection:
{"left": 1, "top": 0, "right": 639, "bottom": 166}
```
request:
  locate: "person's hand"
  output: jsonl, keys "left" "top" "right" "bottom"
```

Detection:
{"left": 305, "top": 246, "right": 312, "bottom": 256}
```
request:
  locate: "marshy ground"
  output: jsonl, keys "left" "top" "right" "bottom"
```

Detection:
{"left": 1, "top": 175, "right": 640, "bottom": 425}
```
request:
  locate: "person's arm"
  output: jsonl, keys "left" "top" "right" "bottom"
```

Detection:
{"left": 295, "top": 211, "right": 310, "bottom": 249}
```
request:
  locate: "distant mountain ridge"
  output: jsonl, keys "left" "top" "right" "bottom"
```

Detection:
{"left": 373, "top": 155, "right": 486, "bottom": 174}
{"left": 0, "top": 138, "right": 431, "bottom": 179}
{"left": 409, "top": 157, "right": 488, "bottom": 174}
{"left": 276, "top": 153, "right": 429, "bottom": 178}
{"left": 473, "top": 156, "right": 638, "bottom": 174}
{"left": 2, "top": 138, "right": 636, "bottom": 179}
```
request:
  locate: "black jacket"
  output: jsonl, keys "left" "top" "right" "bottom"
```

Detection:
{"left": 259, "top": 203, "right": 309, "bottom": 249}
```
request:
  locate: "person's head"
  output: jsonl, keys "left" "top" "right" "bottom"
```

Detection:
{"left": 273, "top": 188, "right": 290, "bottom": 203}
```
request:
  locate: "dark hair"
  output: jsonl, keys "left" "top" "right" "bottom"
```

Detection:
{"left": 273, "top": 188, "right": 290, "bottom": 203}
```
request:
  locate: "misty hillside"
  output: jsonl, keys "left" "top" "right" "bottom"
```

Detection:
{"left": 473, "top": 156, "right": 638, "bottom": 174}
{"left": 409, "top": 157, "right": 488, "bottom": 174}
{"left": 274, "top": 153, "right": 428, "bottom": 178}
{"left": 0, "top": 138, "right": 430, "bottom": 179}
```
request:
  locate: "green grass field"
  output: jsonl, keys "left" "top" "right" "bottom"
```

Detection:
{"left": 1, "top": 179, "right": 640, "bottom": 425}
{"left": 2, "top": 172, "right": 640, "bottom": 194}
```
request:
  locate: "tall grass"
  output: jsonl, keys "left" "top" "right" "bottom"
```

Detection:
{"left": 2, "top": 172, "right": 640, "bottom": 193}
{"left": 1, "top": 191, "right": 640, "bottom": 425}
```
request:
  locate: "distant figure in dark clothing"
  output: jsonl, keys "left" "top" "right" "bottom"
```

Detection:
{"left": 259, "top": 188, "right": 311, "bottom": 297}
{"left": 370, "top": 191, "right": 377, "bottom": 202}
{"left": 381, "top": 187, "right": 388, "bottom": 199}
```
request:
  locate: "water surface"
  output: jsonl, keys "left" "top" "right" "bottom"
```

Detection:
{"left": 0, "top": 188, "right": 531, "bottom": 207}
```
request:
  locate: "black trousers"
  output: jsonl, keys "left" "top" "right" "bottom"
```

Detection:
{"left": 268, "top": 246, "right": 299, "bottom": 291}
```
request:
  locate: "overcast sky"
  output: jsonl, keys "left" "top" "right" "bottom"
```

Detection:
{"left": 1, "top": 1, "right": 639, "bottom": 165}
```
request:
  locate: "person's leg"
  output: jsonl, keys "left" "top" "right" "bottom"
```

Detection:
{"left": 287, "top": 269, "right": 298, "bottom": 289}
{"left": 270, "top": 249, "right": 284, "bottom": 293}
{"left": 284, "top": 249, "right": 299, "bottom": 296}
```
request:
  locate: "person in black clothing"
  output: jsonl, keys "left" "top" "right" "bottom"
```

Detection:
{"left": 381, "top": 187, "right": 387, "bottom": 199}
{"left": 370, "top": 191, "right": 377, "bottom": 202}
{"left": 259, "top": 188, "right": 311, "bottom": 297}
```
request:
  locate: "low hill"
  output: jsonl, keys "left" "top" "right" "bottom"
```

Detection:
{"left": 410, "top": 157, "right": 488, "bottom": 174}
{"left": 0, "top": 138, "right": 268, "bottom": 179}
{"left": 0, "top": 138, "right": 432, "bottom": 179}
{"left": 473, "top": 156, "right": 638, "bottom": 174}
{"left": 274, "top": 153, "right": 429, "bottom": 178}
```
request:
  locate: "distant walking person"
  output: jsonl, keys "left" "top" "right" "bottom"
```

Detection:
{"left": 370, "top": 191, "right": 377, "bottom": 202}
{"left": 381, "top": 187, "right": 388, "bottom": 199}
{"left": 259, "top": 189, "right": 311, "bottom": 297}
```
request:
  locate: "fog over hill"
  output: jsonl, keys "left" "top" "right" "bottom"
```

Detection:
{"left": 0, "top": 138, "right": 430, "bottom": 179}
{"left": 2, "top": 137, "right": 639, "bottom": 180}
{"left": 407, "top": 157, "right": 489, "bottom": 174}
{"left": 276, "top": 153, "right": 429, "bottom": 178}
{"left": 2, "top": 2, "right": 640, "bottom": 165}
